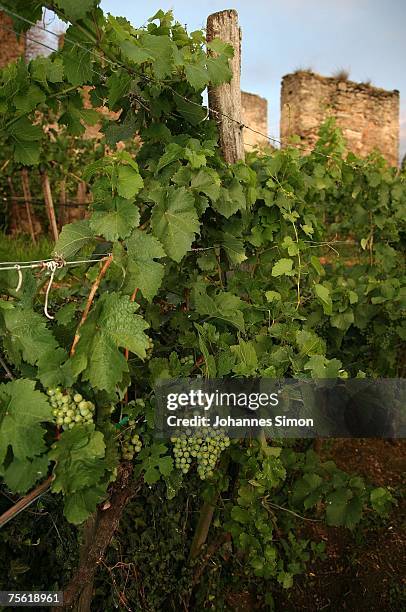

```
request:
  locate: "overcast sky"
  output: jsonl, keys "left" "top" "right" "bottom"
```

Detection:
{"left": 95, "top": 1, "right": 405, "bottom": 159}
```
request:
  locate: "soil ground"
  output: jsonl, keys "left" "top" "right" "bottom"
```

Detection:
{"left": 275, "top": 439, "right": 406, "bottom": 611}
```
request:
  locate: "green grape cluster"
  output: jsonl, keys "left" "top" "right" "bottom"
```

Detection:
{"left": 171, "top": 428, "right": 230, "bottom": 479}
{"left": 180, "top": 355, "right": 194, "bottom": 370}
{"left": 121, "top": 417, "right": 143, "bottom": 460}
{"left": 47, "top": 387, "right": 95, "bottom": 430}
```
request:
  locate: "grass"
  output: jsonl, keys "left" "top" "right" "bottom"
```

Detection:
{"left": 0, "top": 231, "right": 53, "bottom": 263}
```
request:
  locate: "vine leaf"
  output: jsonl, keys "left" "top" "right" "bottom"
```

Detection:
{"left": 325, "top": 488, "right": 363, "bottom": 529}
{"left": 54, "top": 0, "right": 96, "bottom": 21}
{"left": 49, "top": 424, "right": 108, "bottom": 524}
{"left": 53, "top": 220, "right": 94, "bottom": 259}
{"left": 314, "top": 283, "right": 332, "bottom": 315}
{"left": 62, "top": 47, "right": 94, "bottom": 87}
{"left": 117, "top": 165, "right": 144, "bottom": 199}
{"left": 192, "top": 283, "right": 246, "bottom": 332}
{"left": 0, "top": 380, "right": 53, "bottom": 489}
{"left": 90, "top": 198, "right": 140, "bottom": 241}
{"left": 125, "top": 229, "right": 166, "bottom": 301}
{"left": 0, "top": 304, "right": 58, "bottom": 367}
{"left": 150, "top": 186, "right": 200, "bottom": 262}
{"left": 3, "top": 456, "right": 49, "bottom": 494}
{"left": 271, "top": 258, "right": 294, "bottom": 277}
{"left": 75, "top": 293, "right": 150, "bottom": 394}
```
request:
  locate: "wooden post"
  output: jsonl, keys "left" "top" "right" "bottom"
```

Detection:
{"left": 189, "top": 11, "right": 245, "bottom": 564}
{"left": 58, "top": 178, "right": 66, "bottom": 230}
{"left": 21, "top": 168, "right": 37, "bottom": 244}
{"left": 41, "top": 170, "right": 59, "bottom": 242}
{"left": 206, "top": 9, "right": 245, "bottom": 164}
{"left": 7, "top": 177, "right": 21, "bottom": 234}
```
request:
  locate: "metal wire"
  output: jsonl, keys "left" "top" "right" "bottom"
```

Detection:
{"left": 0, "top": 255, "right": 111, "bottom": 271}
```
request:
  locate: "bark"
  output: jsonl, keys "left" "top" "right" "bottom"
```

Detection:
{"left": 206, "top": 10, "right": 245, "bottom": 164}
{"left": 55, "top": 464, "right": 140, "bottom": 611}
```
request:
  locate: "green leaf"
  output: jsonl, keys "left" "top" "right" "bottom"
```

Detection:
{"left": 212, "top": 181, "right": 245, "bottom": 218}
{"left": 120, "top": 40, "right": 153, "bottom": 64}
{"left": 139, "top": 32, "right": 175, "bottom": 79}
{"left": 76, "top": 293, "right": 150, "bottom": 394}
{"left": 1, "top": 305, "right": 58, "bottom": 367}
{"left": 9, "top": 117, "right": 42, "bottom": 165}
{"left": 185, "top": 63, "right": 209, "bottom": 91}
{"left": 326, "top": 488, "right": 363, "bottom": 529}
{"left": 139, "top": 444, "right": 173, "bottom": 484}
{"left": 90, "top": 198, "right": 140, "bottom": 241}
{"left": 14, "top": 84, "right": 45, "bottom": 113}
{"left": 222, "top": 234, "right": 247, "bottom": 265}
{"left": 265, "top": 290, "right": 281, "bottom": 303}
{"left": 30, "top": 57, "right": 64, "bottom": 85}
{"left": 3, "top": 456, "right": 49, "bottom": 494}
{"left": 271, "top": 258, "right": 294, "bottom": 277}
{"left": 13, "top": 140, "right": 41, "bottom": 165}
{"left": 231, "top": 505, "right": 250, "bottom": 524}
{"left": 63, "top": 47, "right": 93, "bottom": 86}
{"left": 310, "top": 256, "right": 325, "bottom": 276}
{"left": 106, "top": 70, "right": 132, "bottom": 107}
{"left": 206, "top": 56, "right": 232, "bottom": 86}
{"left": 0, "top": 379, "right": 52, "bottom": 467}
{"left": 9, "top": 117, "right": 43, "bottom": 142}
{"left": 49, "top": 424, "right": 108, "bottom": 524}
{"left": 231, "top": 340, "right": 258, "bottom": 376}
{"left": 63, "top": 483, "right": 107, "bottom": 524}
{"left": 54, "top": 0, "right": 96, "bottom": 20}
{"left": 84, "top": 334, "right": 128, "bottom": 395}
{"left": 175, "top": 95, "right": 207, "bottom": 125}
{"left": 190, "top": 167, "right": 221, "bottom": 201}
{"left": 117, "top": 165, "right": 144, "bottom": 199}
{"left": 314, "top": 284, "right": 332, "bottom": 315}
{"left": 125, "top": 230, "right": 165, "bottom": 301}
{"left": 150, "top": 186, "right": 200, "bottom": 262}
{"left": 304, "top": 355, "right": 342, "bottom": 378}
{"left": 193, "top": 284, "right": 245, "bottom": 332}
{"left": 49, "top": 425, "right": 106, "bottom": 494}
{"left": 331, "top": 310, "right": 354, "bottom": 331}
{"left": 156, "top": 143, "right": 183, "bottom": 172}
{"left": 370, "top": 487, "right": 394, "bottom": 516}
{"left": 295, "top": 329, "right": 325, "bottom": 355}
{"left": 54, "top": 220, "right": 94, "bottom": 259}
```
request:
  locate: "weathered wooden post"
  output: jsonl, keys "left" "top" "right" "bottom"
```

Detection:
{"left": 21, "top": 168, "right": 38, "bottom": 244}
{"left": 189, "top": 9, "right": 244, "bottom": 563}
{"left": 41, "top": 170, "right": 59, "bottom": 242}
{"left": 206, "top": 9, "right": 245, "bottom": 164}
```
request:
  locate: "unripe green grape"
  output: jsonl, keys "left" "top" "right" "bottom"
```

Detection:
{"left": 73, "top": 393, "right": 82, "bottom": 403}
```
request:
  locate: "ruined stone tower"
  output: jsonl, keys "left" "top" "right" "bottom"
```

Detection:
{"left": 280, "top": 71, "right": 400, "bottom": 166}
{"left": 241, "top": 91, "right": 269, "bottom": 149}
{"left": 0, "top": 11, "right": 25, "bottom": 68}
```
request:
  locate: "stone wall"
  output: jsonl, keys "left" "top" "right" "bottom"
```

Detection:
{"left": 280, "top": 71, "right": 399, "bottom": 166}
{"left": 241, "top": 91, "right": 268, "bottom": 149}
{"left": 0, "top": 11, "right": 25, "bottom": 68}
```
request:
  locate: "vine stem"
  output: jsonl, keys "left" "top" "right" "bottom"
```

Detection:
{"left": 0, "top": 353, "right": 14, "bottom": 380}
{"left": 0, "top": 475, "right": 53, "bottom": 529}
{"left": 124, "top": 287, "right": 139, "bottom": 404}
{"left": 70, "top": 254, "right": 113, "bottom": 356}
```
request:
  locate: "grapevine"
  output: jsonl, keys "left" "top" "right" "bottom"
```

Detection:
{"left": 0, "top": 0, "right": 403, "bottom": 607}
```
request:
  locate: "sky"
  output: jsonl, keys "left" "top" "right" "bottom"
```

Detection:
{"left": 56, "top": 0, "right": 406, "bottom": 159}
